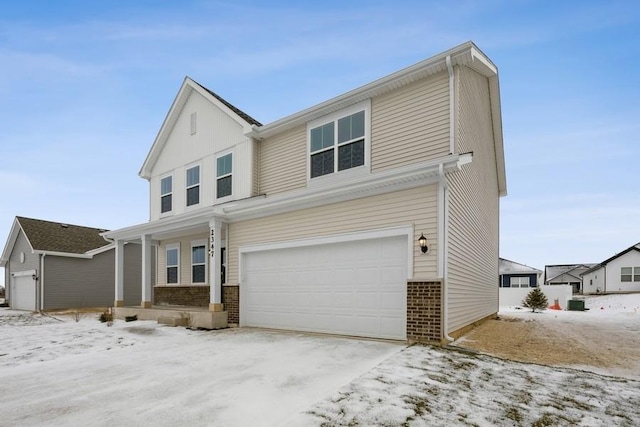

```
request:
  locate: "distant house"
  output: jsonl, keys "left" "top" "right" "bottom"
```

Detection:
{"left": 544, "top": 264, "right": 595, "bottom": 294}
{"left": 0, "top": 217, "right": 143, "bottom": 311}
{"left": 499, "top": 258, "right": 541, "bottom": 288}
{"left": 582, "top": 243, "right": 640, "bottom": 294}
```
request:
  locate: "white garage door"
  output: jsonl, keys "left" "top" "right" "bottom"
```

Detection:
{"left": 11, "top": 274, "right": 36, "bottom": 311}
{"left": 242, "top": 235, "right": 408, "bottom": 340}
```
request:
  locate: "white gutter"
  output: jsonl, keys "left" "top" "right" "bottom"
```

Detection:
{"left": 39, "top": 254, "right": 45, "bottom": 311}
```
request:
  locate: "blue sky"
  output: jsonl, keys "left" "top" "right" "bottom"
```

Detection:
{"left": 1, "top": 0, "right": 639, "bottom": 286}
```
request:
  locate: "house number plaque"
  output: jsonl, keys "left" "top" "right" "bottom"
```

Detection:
{"left": 210, "top": 228, "right": 215, "bottom": 259}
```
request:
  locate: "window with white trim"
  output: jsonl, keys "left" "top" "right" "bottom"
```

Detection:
{"left": 186, "top": 165, "right": 200, "bottom": 206}
{"left": 217, "top": 153, "right": 232, "bottom": 198}
{"left": 160, "top": 176, "right": 172, "bottom": 213}
{"left": 621, "top": 267, "right": 632, "bottom": 282}
{"left": 310, "top": 109, "right": 365, "bottom": 178}
{"left": 191, "top": 241, "right": 206, "bottom": 283}
{"left": 166, "top": 245, "right": 179, "bottom": 284}
{"left": 635, "top": 267, "right": 640, "bottom": 282}
{"left": 509, "top": 276, "right": 531, "bottom": 288}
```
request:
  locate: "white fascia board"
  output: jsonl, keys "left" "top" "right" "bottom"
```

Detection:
{"left": 222, "top": 154, "right": 470, "bottom": 222}
{"left": 33, "top": 250, "right": 93, "bottom": 259}
{"left": 0, "top": 218, "right": 33, "bottom": 267}
{"left": 103, "top": 207, "right": 219, "bottom": 241}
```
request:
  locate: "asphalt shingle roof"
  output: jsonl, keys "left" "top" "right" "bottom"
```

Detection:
{"left": 17, "top": 217, "right": 111, "bottom": 254}
{"left": 193, "top": 81, "right": 262, "bottom": 127}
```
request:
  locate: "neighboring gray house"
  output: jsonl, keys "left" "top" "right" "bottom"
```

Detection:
{"left": 0, "top": 217, "right": 143, "bottom": 311}
{"left": 544, "top": 264, "right": 596, "bottom": 294}
{"left": 582, "top": 243, "right": 640, "bottom": 294}
{"left": 499, "top": 258, "right": 542, "bottom": 288}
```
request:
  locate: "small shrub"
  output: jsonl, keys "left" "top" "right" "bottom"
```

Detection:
{"left": 72, "top": 311, "right": 83, "bottom": 322}
{"left": 522, "top": 288, "right": 548, "bottom": 313}
{"left": 99, "top": 309, "right": 114, "bottom": 323}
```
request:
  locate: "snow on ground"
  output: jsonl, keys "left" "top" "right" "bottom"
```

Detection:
{"left": 1, "top": 294, "right": 640, "bottom": 426}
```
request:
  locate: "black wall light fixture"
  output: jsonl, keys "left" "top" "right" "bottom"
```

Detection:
{"left": 418, "top": 233, "right": 428, "bottom": 254}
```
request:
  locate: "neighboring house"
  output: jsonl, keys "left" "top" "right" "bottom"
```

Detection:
{"left": 105, "top": 41, "right": 506, "bottom": 343}
{"left": 0, "top": 217, "right": 143, "bottom": 311}
{"left": 499, "top": 258, "right": 541, "bottom": 288}
{"left": 582, "top": 243, "right": 640, "bottom": 294}
{"left": 544, "top": 264, "right": 596, "bottom": 294}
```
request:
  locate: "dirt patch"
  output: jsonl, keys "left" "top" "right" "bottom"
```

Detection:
{"left": 454, "top": 312, "right": 640, "bottom": 379}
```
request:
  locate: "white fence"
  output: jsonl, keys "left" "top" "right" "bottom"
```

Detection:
{"left": 499, "top": 285, "right": 573, "bottom": 309}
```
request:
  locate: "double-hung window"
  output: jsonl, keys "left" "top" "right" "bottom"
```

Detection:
{"left": 160, "top": 176, "right": 172, "bottom": 213}
{"left": 191, "top": 241, "right": 206, "bottom": 283}
{"left": 166, "top": 245, "right": 179, "bottom": 284}
{"left": 186, "top": 165, "right": 200, "bottom": 206}
{"left": 509, "top": 276, "right": 531, "bottom": 288}
{"left": 621, "top": 267, "right": 632, "bottom": 282}
{"left": 310, "top": 108, "right": 366, "bottom": 178}
{"left": 217, "top": 153, "right": 232, "bottom": 198}
{"left": 635, "top": 267, "right": 640, "bottom": 282}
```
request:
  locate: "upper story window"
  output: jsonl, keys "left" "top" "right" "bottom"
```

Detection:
{"left": 160, "top": 176, "right": 172, "bottom": 213}
{"left": 166, "top": 244, "right": 179, "bottom": 284}
{"left": 186, "top": 165, "right": 200, "bottom": 206}
{"left": 217, "top": 153, "right": 232, "bottom": 198}
{"left": 310, "top": 109, "right": 366, "bottom": 178}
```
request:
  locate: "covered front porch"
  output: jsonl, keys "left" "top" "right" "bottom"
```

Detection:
{"left": 104, "top": 209, "right": 231, "bottom": 329}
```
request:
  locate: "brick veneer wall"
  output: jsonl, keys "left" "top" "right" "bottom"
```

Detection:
{"left": 407, "top": 280, "right": 443, "bottom": 343}
{"left": 154, "top": 286, "right": 209, "bottom": 307}
{"left": 223, "top": 285, "right": 239, "bottom": 324}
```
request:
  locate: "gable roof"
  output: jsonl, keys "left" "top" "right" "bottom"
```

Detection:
{"left": 545, "top": 264, "right": 596, "bottom": 282}
{"left": 582, "top": 243, "right": 640, "bottom": 275}
{"left": 139, "top": 41, "right": 506, "bottom": 196}
{"left": 0, "top": 217, "right": 112, "bottom": 266}
{"left": 499, "top": 258, "right": 542, "bottom": 275}
{"left": 139, "top": 77, "right": 261, "bottom": 179}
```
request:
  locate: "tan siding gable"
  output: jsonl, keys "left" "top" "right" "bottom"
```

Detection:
{"left": 447, "top": 66, "right": 500, "bottom": 333}
{"left": 259, "top": 124, "right": 307, "bottom": 195}
{"left": 372, "top": 72, "right": 450, "bottom": 172}
{"left": 227, "top": 185, "right": 439, "bottom": 284}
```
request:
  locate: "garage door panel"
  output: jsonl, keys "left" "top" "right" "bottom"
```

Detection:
{"left": 243, "top": 235, "right": 408, "bottom": 339}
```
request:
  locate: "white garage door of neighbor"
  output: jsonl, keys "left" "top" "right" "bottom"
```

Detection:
{"left": 243, "top": 235, "right": 408, "bottom": 340}
{"left": 11, "top": 274, "right": 36, "bottom": 311}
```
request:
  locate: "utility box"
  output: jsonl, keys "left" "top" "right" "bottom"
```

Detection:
{"left": 568, "top": 299, "right": 585, "bottom": 311}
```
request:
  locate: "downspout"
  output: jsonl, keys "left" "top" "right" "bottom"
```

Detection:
{"left": 441, "top": 55, "right": 456, "bottom": 342}
{"left": 39, "top": 254, "right": 45, "bottom": 311}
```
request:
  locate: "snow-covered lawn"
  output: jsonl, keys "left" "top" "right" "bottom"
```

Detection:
{"left": 1, "top": 294, "right": 639, "bottom": 426}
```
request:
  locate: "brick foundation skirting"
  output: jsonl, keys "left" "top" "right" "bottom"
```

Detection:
{"left": 154, "top": 286, "right": 209, "bottom": 307}
{"left": 407, "top": 280, "right": 443, "bottom": 343}
{"left": 223, "top": 285, "right": 239, "bottom": 324}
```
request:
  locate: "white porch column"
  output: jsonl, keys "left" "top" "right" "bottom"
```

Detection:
{"left": 114, "top": 239, "right": 124, "bottom": 307}
{"left": 141, "top": 235, "right": 153, "bottom": 308}
{"left": 209, "top": 219, "right": 224, "bottom": 312}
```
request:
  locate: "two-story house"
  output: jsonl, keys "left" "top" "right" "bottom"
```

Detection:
{"left": 105, "top": 41, "right": 506, "bottom": 343}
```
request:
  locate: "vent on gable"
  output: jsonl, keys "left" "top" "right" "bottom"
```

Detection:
{"left": 190, "top": 112, "right": 197, "bottom": 135}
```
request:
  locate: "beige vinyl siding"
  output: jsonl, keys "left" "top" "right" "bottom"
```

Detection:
{"left": 227, "top": 185, "right": 439, "bottom": 284}
{"left": 446, "top": 66, "right": 500, "bottom": 334}
{"left": 371, "top": 72, "right": 450, "bottom": 172}
{"left": 259, "top": 124, "right": 307, "bottom": 195}
{"left": 252, "top": 139, "right": 260, "bottom": 196}
{"left": 156, "top": 233, "right": 209, "bottom": 286}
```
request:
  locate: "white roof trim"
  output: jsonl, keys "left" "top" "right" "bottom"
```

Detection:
{"left": 0, "top": 218, "right": 33, "bottom": 267}
{"left": 222, "top": 154, "right": 470, "bottom": 222}
{"left": 139, "top": 77, "right": 255, "bottom": 180}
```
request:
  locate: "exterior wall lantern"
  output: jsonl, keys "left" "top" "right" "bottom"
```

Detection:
{"left": 418, "top": 233, "right": 429, "bottom": 254}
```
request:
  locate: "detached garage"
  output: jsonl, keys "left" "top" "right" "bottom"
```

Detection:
{"left": 241, "top": 232, "right": 410, "bottom": 340}
{"left": 1, "top": 216, "right": 143, "bottom": 311}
